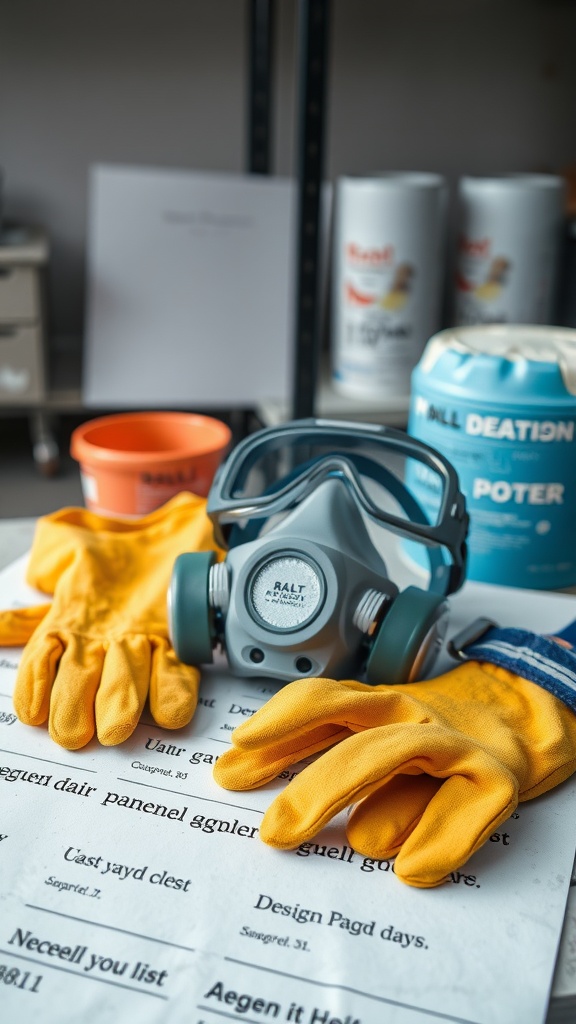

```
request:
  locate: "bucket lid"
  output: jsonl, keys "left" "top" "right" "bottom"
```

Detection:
{"left": 417, "top": 325, "right": 576, "bottom": 397}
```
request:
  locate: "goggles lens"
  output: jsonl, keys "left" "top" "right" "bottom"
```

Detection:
{"left": 222, "top": 432, "right": 447, "bottom": 529}
{"left": 208, "top": 420, "right": 467, "bottom": 596}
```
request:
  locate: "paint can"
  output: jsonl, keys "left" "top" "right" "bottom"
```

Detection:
{"left": 331, "top": 173, "right": 447, "bottom": 399}
{"left": 453, "top": 174, "right": 565, "bottom": 326}
{"left": 408, "top": 325, "right": 576, "bottom": 589}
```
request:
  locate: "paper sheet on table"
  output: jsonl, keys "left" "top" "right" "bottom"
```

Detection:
{"left": 0, "top": 553, "right": 575, "bottom": 1024}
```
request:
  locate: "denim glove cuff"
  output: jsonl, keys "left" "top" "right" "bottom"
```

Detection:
{"left": 463, "top": 624, "right": 576, "bottom": 713}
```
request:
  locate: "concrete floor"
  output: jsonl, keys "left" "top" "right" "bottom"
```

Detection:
{"left": 0, "top": 413, "right": 85, "bottom": 519}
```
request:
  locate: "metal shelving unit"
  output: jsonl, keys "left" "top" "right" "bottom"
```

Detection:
{"left": 0, "top": 1, "right": 337, "bottom": 471}
{"left": 249, "top": 0, "right": 330, "bottom": 422}
{"left": 250, "top": 1, "right": 409, "bottom": 430}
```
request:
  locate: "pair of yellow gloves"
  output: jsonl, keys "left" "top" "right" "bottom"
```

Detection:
{"left": 1, "top": 496, "right": 575, "bottom": 889}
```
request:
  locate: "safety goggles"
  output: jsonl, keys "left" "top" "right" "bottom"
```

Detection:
{"left": 207, "top": 419, "right": 468, "bottom": 595}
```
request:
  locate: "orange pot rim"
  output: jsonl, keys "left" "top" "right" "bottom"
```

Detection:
{"left": 70, "top": 411, "right": 232, "bottom": 468}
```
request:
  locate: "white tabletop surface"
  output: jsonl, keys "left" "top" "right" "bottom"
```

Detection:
{"left": 0, "top": 517, "right": 36, "bottom": 572}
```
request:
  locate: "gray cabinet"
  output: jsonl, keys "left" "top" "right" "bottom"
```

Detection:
{"left": 0, "top": 226, "right": 48, "bottom": 406}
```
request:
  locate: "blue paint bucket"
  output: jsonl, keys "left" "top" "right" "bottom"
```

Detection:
{"left": 408, "top": 325, "right": 576, "bottom": 589}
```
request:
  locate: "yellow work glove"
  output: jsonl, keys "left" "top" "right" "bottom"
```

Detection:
{"left": 0, "top": 492, "right": 217, "bottom": 750}
{"left": 214, "top": 633, "right": 576, "bottom": 888}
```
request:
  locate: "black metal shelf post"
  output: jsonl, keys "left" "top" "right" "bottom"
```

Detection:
{"left": 247, "top": 0, "right": 274, "bottom": 175}
{"left": 292, "top": 0, "right": 330, "bottom": 420}
{"left": 247, "top": 0, "right": 330, "bottom": 423}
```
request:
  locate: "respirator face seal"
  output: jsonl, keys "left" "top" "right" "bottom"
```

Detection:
{"left": 207, "top": 418, "right": 468, "bottom": 597}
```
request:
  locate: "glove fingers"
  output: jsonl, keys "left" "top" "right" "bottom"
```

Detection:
{"left": 214, "top": 723, "right": 351, "bottom": 791}
{"left": 227, "top": 676, "right": 431, "bottom": 753}
{"left": 393, "top": 771, "right": 517, "bottom": 888}
{"left": 48, "top": 635, "right": 104, "bottom": 749}
{"left": 13, "top": 633, "right": 64, "bottom": 726}
{"left": 347, "top": 774, "right": 443, "bottom": 859}
{"left": 149, "top": 638, "right": 201, "bottom": 731}
{"left": 96, "top": 637, "right": 151, "bottom": 746}
{"left": 215, "top": 674, "right": 436, "bottom": 789}
{"left": 0, "top": 604, "right": 52, "bottom": 646}
{"left": 259, "top": 724, "right": 454, "bottom": 849}
{"left": 258, "top": 724, "right": 515, "bottom": 867}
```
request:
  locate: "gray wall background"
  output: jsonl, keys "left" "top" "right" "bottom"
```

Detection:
{"left": 1, "top": 0, "right": 575, "bottom": 356}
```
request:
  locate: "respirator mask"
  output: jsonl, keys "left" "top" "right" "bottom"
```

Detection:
{"left": 168, "top": 419, "right": 468, "bottom": 685}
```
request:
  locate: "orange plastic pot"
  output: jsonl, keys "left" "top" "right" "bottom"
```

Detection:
{"left": 70, "top": 411, "right": 232, "bottom": 517}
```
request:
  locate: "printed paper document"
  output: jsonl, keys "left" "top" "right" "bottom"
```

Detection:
{"left": 0, "top": 555, "right": 575, "bottom": 1024}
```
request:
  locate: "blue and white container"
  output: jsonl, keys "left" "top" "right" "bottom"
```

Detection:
{"left": 408, "top": 325, "right": 576, "bottom": 590}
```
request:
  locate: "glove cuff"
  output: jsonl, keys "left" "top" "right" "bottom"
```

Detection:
{"left": 462, "top": 625, "right": 576, "bottom": 712}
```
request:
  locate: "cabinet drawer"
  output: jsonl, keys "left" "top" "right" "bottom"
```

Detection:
{"left": 0, "top": 266, "right": 40, "bottom": 322}
{"left": 0, "top": 324, "right": 46, "bottom": 403}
